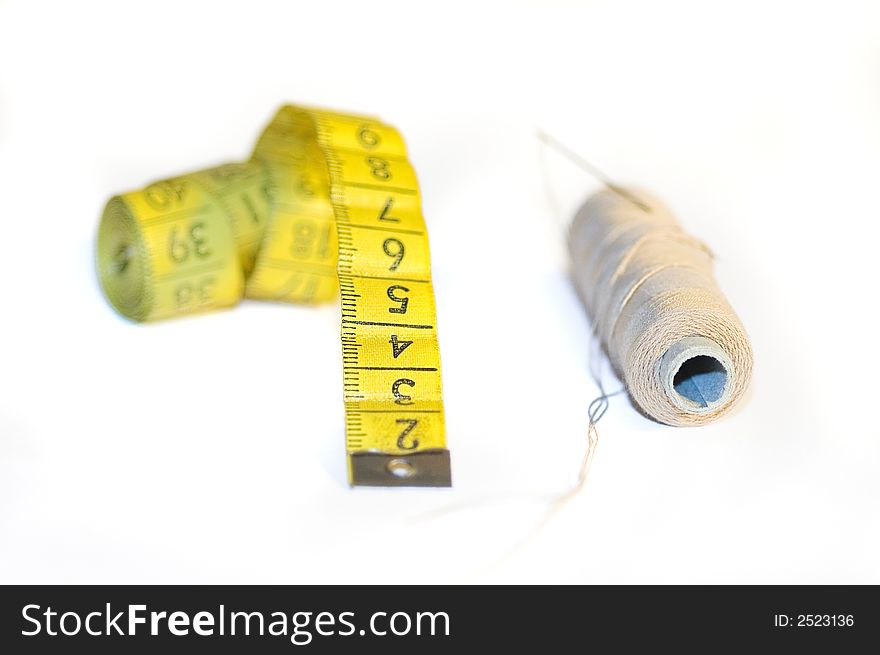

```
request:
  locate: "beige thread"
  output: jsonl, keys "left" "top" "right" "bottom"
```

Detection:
{"left": 569, "top": 188, "right": 752, "bottom": 426}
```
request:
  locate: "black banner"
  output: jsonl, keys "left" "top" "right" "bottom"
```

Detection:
{"left": 0, "top": 585, "right": 875, "bottom": 652}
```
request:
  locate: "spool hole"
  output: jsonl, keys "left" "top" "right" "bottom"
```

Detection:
{"left": 673, "top": 355, "right": 727, "bottom": 408}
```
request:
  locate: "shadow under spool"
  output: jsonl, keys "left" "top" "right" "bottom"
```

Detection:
{"left": 568, "top": 188, "right": 752, "bottom": 426}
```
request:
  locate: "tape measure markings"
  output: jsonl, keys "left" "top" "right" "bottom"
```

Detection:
{"left": 303, "top": 109, "right": 449, "bottom": 485}
{"left": 97, "top": 105, "right": 450, "bottom": 486}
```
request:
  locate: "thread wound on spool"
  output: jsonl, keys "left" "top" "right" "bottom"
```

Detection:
{"left": 568, "top": 188, "right": 752, "bottom": 426}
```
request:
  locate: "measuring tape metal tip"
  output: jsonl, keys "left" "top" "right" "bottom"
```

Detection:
{"left": 350, "top": 450, "right": 452, "bottom": 487}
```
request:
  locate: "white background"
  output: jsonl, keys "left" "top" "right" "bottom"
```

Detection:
{"left": 1, "top": 0, "right": 878, "bottom": 584}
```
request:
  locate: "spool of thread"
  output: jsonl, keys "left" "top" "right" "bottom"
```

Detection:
{"left": 568, "top": 188, "right": 752, "bottom": 426}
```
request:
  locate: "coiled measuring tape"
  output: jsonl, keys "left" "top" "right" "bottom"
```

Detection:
{"left": 96, "top": 106, "right": 451, "bottom": 487}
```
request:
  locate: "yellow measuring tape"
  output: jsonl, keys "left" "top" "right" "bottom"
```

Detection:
{"left": 96, "top": 106, "right": 451, "bottom": 487}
